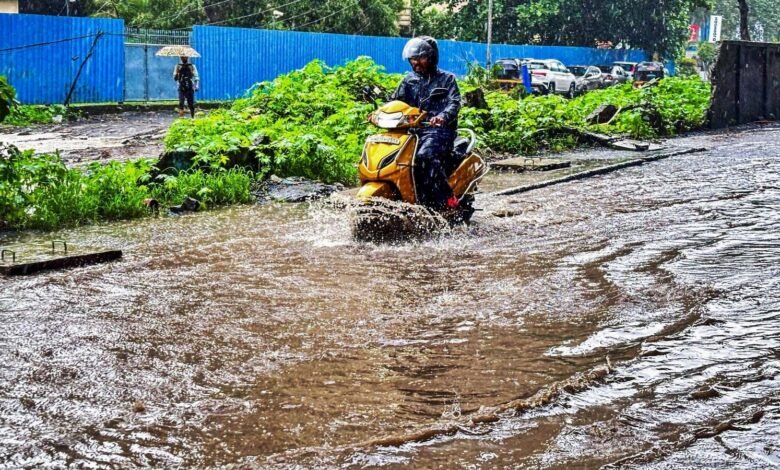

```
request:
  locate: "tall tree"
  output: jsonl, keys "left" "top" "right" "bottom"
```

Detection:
{"left": 79, "top": 0, "right": 403, "bottom": 34}
{"left": 737, "top": 0, "right": 750, "bottom": 40}
{"left": 711, "top": 0, "right": 780, "bottom": 42}
{"left": 431, "top": 0, "right": 707, "bottom": 57}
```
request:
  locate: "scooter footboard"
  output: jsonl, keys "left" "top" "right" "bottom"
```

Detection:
{"left": 356, "top": 182, "right": 398, "bottom": 201}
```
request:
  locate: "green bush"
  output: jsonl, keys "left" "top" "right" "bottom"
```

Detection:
{"left": 0, "top": 146, "right": 253, "bottom": 231}
{"left": 4, "top": 104, "right": 71, "bottom": 126}
{"left": 166, "top": 59, "right": 711, "bottom": 181}
{"left": 0, "top": 75, "right": 17, "bottom": 123}
{"left": 165, "top": 57, "right": 401, "bottom": 185}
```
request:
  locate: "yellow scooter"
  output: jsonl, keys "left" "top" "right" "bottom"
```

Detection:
{"left": 352, "top": 97, "right": 488, "bottom": 241}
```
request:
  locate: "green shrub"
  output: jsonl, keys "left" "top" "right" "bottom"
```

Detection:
{"left": 165, "top": 59, "right": 711, "bottom": 180}
{"left": 0, "top": 145, "right": 254, "bottom": 231}
{"left": 0, "top": 75, "right": 17, "bottom": 123}
{"left": 165, "top": 57, "right": 401, "bottom": 185}
{"left": 4, "top": 104, "right": 71, "bottom": 126}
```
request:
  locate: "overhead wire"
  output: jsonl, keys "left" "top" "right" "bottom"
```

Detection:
{"left": 202, "top": 0, "right": 307, "bottom": 27}
{"left": 295, "top": 3, "right": 353, "bottom": 30}
{"left": 0, "top": 34, "right": 99, "bottom": 54}
{"left": 157, "top": 0, "right": 235, "bottom": 25}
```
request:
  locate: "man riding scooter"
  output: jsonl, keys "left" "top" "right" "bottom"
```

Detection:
{"left": 388, "top": 36, "right": 461, "bottom": 211}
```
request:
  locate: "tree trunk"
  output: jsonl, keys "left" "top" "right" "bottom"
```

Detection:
{"left": 738, "top": 0, "right": 751, "bottom": 41}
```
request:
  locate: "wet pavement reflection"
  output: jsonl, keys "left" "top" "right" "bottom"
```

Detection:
{"left": 1, "top": 126, "right": 779, "bottom": 468}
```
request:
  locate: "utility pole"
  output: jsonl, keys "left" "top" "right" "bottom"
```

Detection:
{"left": 65, "top": 0, "right": 70, "bottom": 16}
{"left": 487, "top": 0, "right": 493, "bottom": 67}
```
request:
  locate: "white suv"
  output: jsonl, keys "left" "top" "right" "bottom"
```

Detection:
{"left": 527, "top": 59, "right": 576, "bottom": 98}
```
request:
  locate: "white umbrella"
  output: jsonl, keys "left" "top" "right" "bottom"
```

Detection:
{"left": 155, "top": 45, "right": 201, "bottom": 58}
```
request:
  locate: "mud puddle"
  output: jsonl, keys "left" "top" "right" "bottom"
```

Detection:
{"left": 0, "top": 111, "right": 177, "bottom": 164}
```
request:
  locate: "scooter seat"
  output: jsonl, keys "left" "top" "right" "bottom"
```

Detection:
{"left": 446, "top": 136, "right": 472, "bottom": 175}
{"left": 453, "top": 136, "right": 470, "bottom": 158}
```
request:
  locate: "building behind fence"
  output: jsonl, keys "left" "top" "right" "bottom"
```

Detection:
{"left": 0, "top": 13, "right": 647, "bottom": 105}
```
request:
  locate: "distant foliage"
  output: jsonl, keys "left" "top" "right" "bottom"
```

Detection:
{"left": 422, "top": 0, "right": 709, "bottom": 58}
{"left": 676, "top": 57, "right": 700, "bottom": 77}
{"left": 3, "top": 104, "right": 71, "bottom": 126}
{"left": 81, "top": 0, "right": 403, "bottom": 35}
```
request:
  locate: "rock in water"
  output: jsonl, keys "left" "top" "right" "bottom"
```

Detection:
{"left": 254, "top": 175, "right": 344, "bottom": 203}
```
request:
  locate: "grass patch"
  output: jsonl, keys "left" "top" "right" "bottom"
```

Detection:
{"left": 2, "top": 104, "right": 75, "bottom": 126}
{"left": 0, "top": 146, "right": 254, "bottom": 231}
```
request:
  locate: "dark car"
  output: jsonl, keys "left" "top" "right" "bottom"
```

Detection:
{"left": 596, "top": 65, "right": 630, "bottom": 87}
{"left": 494, "top": 58, "right": 548, "bottom": 94}
{"left": 633, "top": 61, "right": 665, "bottom": 86}
{"left": 494, "top": 58, "right": 523, "bottom": 91}
{"left": 570, "top": 65, "right": 603, "bottom": 94}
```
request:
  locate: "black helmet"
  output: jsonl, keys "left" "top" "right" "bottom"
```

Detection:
{"left": 402, "top": 36, "right": 439, "bottom": 67}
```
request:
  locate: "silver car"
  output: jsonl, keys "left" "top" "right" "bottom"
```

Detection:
{"left": 596, "top": 65, "right": 630, "bottom": 87}
{"left": 570, "top": 65, "right": 603, "bottom": 94}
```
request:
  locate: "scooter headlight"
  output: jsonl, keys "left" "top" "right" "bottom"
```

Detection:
{"left": 374, "top": 111, "right": 407, "bottom": 129}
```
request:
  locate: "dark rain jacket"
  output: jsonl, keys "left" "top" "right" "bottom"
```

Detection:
{"left": 390, "top": 68, "right": 461, "bottom": 130}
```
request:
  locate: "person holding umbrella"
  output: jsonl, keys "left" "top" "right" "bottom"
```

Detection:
{"left": 174, "top": 56, "right": 199, "bottom": 118}
{"left": 157, "top": 45, "right": 202, "bottom": 118}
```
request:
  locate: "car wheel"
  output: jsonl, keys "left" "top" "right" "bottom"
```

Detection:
{"left": 548, "top": 82, "right": 555, "bottom": 95}
{"left": 567, "top": 83, "right": 576, "bottom": 98}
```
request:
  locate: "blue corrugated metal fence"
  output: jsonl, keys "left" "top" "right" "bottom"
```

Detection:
{"left": 0, "top": 13, "right": 648, "bottom": 104}
{"left": 192, "top": 26, "right": 648, "bottom": 101}
{"left": 0, "top": 13, "right": 124, "bottom": 104}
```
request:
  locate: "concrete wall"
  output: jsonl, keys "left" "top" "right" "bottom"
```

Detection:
{"left": 709, "top": 41, "right": 780, "bottom": 128}
{"left": 0, "top": 1, "right": 18, "bottom": 13}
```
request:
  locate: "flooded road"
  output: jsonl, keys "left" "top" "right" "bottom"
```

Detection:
{"left": 1, "top": 126, "right": 779, "bottom": 468}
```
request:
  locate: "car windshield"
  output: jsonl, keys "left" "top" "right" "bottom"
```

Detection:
{"left": 528, "top": 62, "right": 547, "bottom": 70}
{"left": 570, "top": 66, "right": 587, "bottom": 76}
{"left": 597, "top": 65, "right": 612, "bottom": 73}
{"left": 617, "top": 63, "right": 635, "bottom": 72}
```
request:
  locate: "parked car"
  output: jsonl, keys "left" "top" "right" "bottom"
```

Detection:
{"left": 596, "top": 65, "right": 630, "bottom": 87}
{"left": 570, "top": 65, "right": 603, "bottom": 94}
{"left": 613, "top": 61, "right": 639, "bottom": 79}
{"left": 633, "top": 61, "right": 665, "bottom": 87}
{"left": 527, "top": 59, "right": 577, "bottom": 97}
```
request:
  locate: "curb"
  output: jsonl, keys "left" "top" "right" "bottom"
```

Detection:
{"left": 71, "top": 101, "right": 231, "bottom": 116}
{"left": 491, "top": 147, "right": 708, "bottom": 197}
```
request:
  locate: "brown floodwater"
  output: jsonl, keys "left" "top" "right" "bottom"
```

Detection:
{"left": 1, "top": 128, "right": 779, "bottom": 468}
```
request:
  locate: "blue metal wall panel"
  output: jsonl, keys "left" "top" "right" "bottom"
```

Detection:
{"left": 124, "top": 44, "right": 181, "bottom": 101}
{"left": 0, "top": 13, "right": 124, "bottom": 104}
{"left": 192, "top": 26, "right": 648, "bottom": 101}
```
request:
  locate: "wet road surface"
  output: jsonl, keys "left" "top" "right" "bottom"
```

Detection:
{"left": 1, "top": 125, "right": 779, "bottom": 468}
{"left": 0, "top": 111, "right": 175, "bottom": 164}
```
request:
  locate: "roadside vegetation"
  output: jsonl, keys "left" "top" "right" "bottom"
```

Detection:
{"left": 1, "top": 59, "right": 710, "bottom": 232}
{"left": 0, "top": 75, "right": 76, "bottom": 126}
{"left": 165, "top": 58, "right": 400, "bottom": 185}
{"left": 0, "top": 146, "right": 253, "bottom": 231}
{"left": 167, "top": 58, "right": 711, "bottom": 182}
